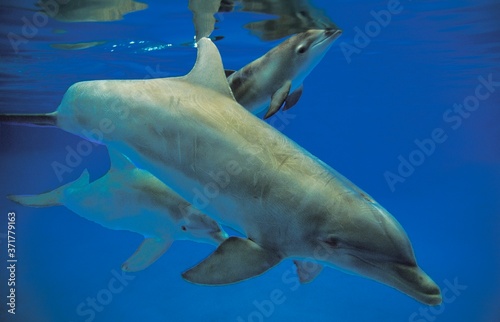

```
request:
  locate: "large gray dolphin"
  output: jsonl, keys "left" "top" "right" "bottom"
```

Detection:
{"left": 226, "top": 29, "right": 341, "bottom": 118}
{"left": 0, "top": 38, "right": 441, "bottom": 305}
{"left": 7, "top": 149, "right": 228, "bottom": 272}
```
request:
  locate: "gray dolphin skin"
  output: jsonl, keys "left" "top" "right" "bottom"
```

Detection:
{"left": 226, "top": 29, "right": 342, "bottom": 118}
{"left": 0, "top": 38, "right": 441, "bottom": 305}
{"left": 7, "top": 149, "right": 228, "bottom": 272}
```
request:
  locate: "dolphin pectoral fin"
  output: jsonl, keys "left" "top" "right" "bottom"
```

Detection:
{"left": 283, "top": 84, "right": 303, "bottom": 111}
{"left": 264, "top": 80, "right": 292, "bottom": 119}
{"left": 224, "top": 69, "right": 236, "bottom": 77}
{"left": 293, "top": 260, "right": 323, "bottom": 284}
{"left": 182, "top": 237, "right": 282, "bottom": 284}
{"left": 121, "top": 237, "right": 172, "bottom": 272}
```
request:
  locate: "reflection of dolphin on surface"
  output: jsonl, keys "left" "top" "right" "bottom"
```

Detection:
{"left": 189, "top": 0, "right": 223, "bottom": 41}
{"left": 221, "top": 0, "right": 338, "bottom": 41}
{"left": 226, "top": 29, "right": 342, "bottom": 118}
{"left": 38, "top": 0, "right": 148, "bottom": 22}
{"left": 0, "top": 38, "right": 441, "bottom": 305}
{"left": 8, "top": 150, "right": 228, "bottom": 272}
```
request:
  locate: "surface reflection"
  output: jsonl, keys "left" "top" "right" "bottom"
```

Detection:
{"left": 220, "top": 0, "right": 338, "bottom": 41}
{"left": 189, "top": 0, "right": 222, "bottom": 41}
{"left": 51, "top": 41, "right": 106, "bottom": 50}
{"left": 38, "top": 0, "right": 148, "bottom": 22}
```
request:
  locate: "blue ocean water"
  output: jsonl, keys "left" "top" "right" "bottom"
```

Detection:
{"left": 0, "top": 0, "right": 499, "bottom": 321}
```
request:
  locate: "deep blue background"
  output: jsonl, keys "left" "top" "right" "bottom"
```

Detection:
{"left": 1, "top": 0, "right": 499, "bottom": 321}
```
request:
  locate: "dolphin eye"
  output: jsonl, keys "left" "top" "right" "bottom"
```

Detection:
{"left": 324, "top": 236, "right": 340, "bottom": 248}
{"left": 297, "top": 46, "right": 307, "bottom": 54}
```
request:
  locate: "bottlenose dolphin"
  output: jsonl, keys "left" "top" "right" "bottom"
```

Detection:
{"left": 0, "top": 38, "right": 441, "bottom": 305}
{"left": 7, "top": 149, "right": 228, "bottom": 272}
{"left": 226, "top": 29, "right": 341, "bottom": 118}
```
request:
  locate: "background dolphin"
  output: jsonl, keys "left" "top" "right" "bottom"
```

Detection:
{"left": 8, "top": 149, "right": 228, "bottom": 272}
{"left": 226, "top": 28, "right": 342, "bottom": 118}
{"left": 0, "top": 38, "right": 440, "bottom": 305}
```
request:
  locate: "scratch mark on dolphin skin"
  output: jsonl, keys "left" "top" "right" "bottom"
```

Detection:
{"left": 177, "top": 131, "right": 182, "bottom": 164}
{"left": 360, "top": 192, "right": 374, "bottom": 203}
{"left": 135, "top": 144, "right": 164, "bottom": 165}
{"left": 193, "top": 135, "right": 198, "bottom": 174}
{"left": 259, "top": 183, "right": 270, "bottom": 207}
{"left": 172, "top": 96, "right": 181, "bottom": 108}
{"left": 324, "top": 175, "right": 335, "bottom": 188}
{"left": 276, "top": 154, "right": 291, "bottom": 172}
{"left": 146, "top": 123, "right": 162, "bottom": 140}
{"left": 253, "top": 153, "right": 292, "bottom": 207}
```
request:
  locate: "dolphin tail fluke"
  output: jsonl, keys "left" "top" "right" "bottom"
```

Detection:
{"left": 0, "top": 112, "right": 57, "bottom": 127}
{"left": 7, "top": 169, "right": 90, "bottom": 208}
{"left": 121, "top": 237, "right": 173, "bottom": 272}
{"left": 182, "top": 237, "right": 282, "bottom": 285}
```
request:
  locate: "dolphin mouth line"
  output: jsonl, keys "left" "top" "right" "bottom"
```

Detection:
{"left": 313, "top": 29, "right": 342, "bottom": 47}
{"left": 350, "top": 253, "right": 380, "bottom": 270}
{"left": 349, "top": 254, "right": 440, "bottom": 301}
{"left": 330, "top": 29, "right": 343, "bottom": 37}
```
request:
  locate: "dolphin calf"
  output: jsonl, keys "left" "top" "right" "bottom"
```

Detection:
{"left": 7, "top": 149, "right": 228, "bottom": 272}
{"left": 0, "top": 38, "right": 441, "bottom": 305}
{"left": 226, "top": 29, "right": 341, "bottom": 118}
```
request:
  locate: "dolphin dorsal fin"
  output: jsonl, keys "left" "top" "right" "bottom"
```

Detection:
{"left": 183, "top": 37, "right": 236, "bottom": 101}
{"left": 108, "top": 149, "right": 135, "bottom": 170}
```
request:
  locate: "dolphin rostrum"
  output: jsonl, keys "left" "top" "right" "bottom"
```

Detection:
{"left": 226, "top": 29, "right": 342, "bottom": 118}
{"left": 0, "top": 38, "right": 441, "bottom": 305}
{"left": 7, "top": 149, "right": 228, "bottom": 272}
